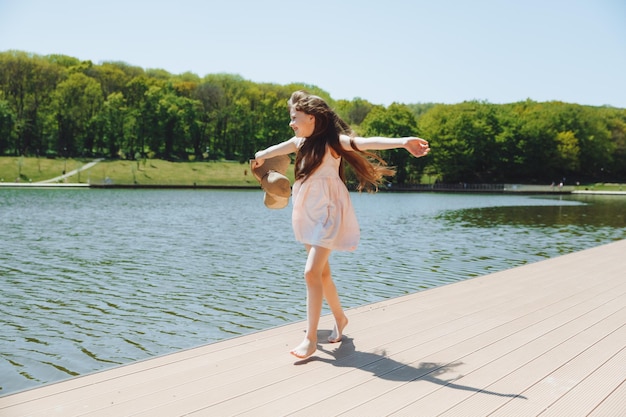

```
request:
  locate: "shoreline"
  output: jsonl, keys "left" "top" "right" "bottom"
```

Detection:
{"left": 1, "top": 181, "right": 625, "bottom": 195}
{"left": 0, "top": 182, "right": 256, "bottom": 190}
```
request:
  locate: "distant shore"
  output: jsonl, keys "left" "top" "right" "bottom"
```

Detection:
{"left": 1, "top": 181, "right": 625, "bottom": 195}
{"left": 1, "top": 157, "right": 624, "bottom": 194}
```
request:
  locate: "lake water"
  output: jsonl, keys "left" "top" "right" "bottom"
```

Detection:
{"left": 1, "top": 189, "right": 625, "bottom": 395}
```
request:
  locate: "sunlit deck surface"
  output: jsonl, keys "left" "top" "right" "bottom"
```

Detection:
{"left": 2, "top": 239, "right": 625, "bottom": 416}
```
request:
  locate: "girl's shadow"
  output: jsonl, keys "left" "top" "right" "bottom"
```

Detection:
{"left": 302, "top": 334, "right": 526, "bottom": 400}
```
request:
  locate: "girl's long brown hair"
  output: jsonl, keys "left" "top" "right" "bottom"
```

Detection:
{"left": 289, "top": 90, "right": 394, "bottom": 192}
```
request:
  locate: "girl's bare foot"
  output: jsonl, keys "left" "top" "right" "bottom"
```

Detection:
{"left": 290, "top": 337, "right": 317, "bottom": 359}
{"left": 328, "top": 315, "right": 348, "bottom": 343}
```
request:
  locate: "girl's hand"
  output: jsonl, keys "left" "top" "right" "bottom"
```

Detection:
{"left": 405, "top": 137, "right": 430, "bottom": 158}
{"left": 251, "top": 156, "right": 265, "bottom": 169}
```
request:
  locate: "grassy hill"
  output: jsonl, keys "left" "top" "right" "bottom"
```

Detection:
{"left": 0, "top": 157, "right": 297, "bottom": 187}
{"left": 0, "top": 157, "right": 623, "bottom": 191}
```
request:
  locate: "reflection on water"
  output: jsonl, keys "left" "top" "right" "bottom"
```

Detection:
{"left": 1, "top": 189, "right": 625, "bottom": 395}
{"left": 440, "top": 196, "right": 625, "bottom": 228}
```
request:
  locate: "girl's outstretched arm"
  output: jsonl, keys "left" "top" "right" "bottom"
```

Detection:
{"left": 340, "top": 135, "right": 430, "bottom": 158}
{"left": 253, "top": 137, "right": 299, "bottom": 167}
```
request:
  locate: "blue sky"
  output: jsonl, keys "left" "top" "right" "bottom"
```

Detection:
{"left": 1, "top": 0, "right": 624, "bottom": 107}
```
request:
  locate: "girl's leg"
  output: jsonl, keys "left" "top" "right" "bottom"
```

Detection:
{"left": 321, "top": 260, "right": 348, "bottom": 343}
{"left": 290, "top": 245, "right": 332, "bottom": 359}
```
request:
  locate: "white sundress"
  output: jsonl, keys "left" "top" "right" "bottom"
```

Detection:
{"left": 291, "top": 142, "right": 360, "bottom": 251}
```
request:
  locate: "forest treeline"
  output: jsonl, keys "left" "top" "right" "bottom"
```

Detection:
{"left": 1, "top": 50, "right": 625, "bottom": 184}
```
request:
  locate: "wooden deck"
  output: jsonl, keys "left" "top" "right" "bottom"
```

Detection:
{"left": 2, "top": 239, "right": 625, "bottom": 417}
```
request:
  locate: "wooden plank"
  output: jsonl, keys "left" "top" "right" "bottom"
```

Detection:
{"left": 0, "top": 239, "right": 624, "bottom": 417}
{"left": 296, "top": 287, "right": 626, "bottom": 416}
{"left": 212, "top": 261, "right": 626, "bottom": 416}
{"left": 13, "top": 260, "right": 584, "bottom": 416}
{"left": 587, "top": 378, "right": 626, "bottom": 417}
{"left": 143, "top": 272, "right": 626, "bottom": 416}
{"left": 538, "top": 344, "right": 626, "bottom": 417}
{"left": 430, "top": 309, "right": 626, "bottom": 416}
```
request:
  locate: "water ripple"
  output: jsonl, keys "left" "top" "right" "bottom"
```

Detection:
{"left": 1, "top": 189, "right": 625, "bottom": 395}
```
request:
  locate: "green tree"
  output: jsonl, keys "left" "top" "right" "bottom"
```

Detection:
{"left": 138, "top": 85, "right": 165, "bottom": 158}
{"left": 571, "top": 105, "right": 613, "bottom": 180}
{"left": 0, "top": 99, "right": 16, "bottom": 154}
{"left": 203, "top": 74, "right": 248, "bottom": 159}
{"left": 335, "top": 97, "right": 374, "bottom": 126}
{"left": 0, "top": 51, "right": 64, "bottom": 155}
{"left": 502, "top": 101, "right": 558, "bottom": 182}
{"left": 86, "top": 61, "right": 142, "bottom": 98}
{"left": 555, "top": 130, "right": 580, "bottom": 173}
{"left": 2, "top": 49, "right": 626, "bottom": 184}
{"left": 97, "top": 92, "right": 131, "bottom": 158}
{"left": 192, "top": 81, "right": 223, "bottom": 159}
{"left": 419, "top": 104, "right": 471, "bottom": 182}
{"left": 252, "top": 86, "right": 293, "bottom": 151}
{"left": 407, "top": 102, "right": 438, "bottom": 118}
{"left": 604, "top": 108, "right": 626, "bottom": 179}
{"left": 153, "top": 87, "right": 201, "bottom": 160}
{"left": 50, "top": 72, "right": 103, "bottom": 156}
{"left": 123, "top": 76, "right": 163, "bottom": 157}
{"left": 420, "top": 101, "right": 515, "bottom": 183}
{"left": 360, "top": 103, "right": 420, "bottom": 184}
{"left": 44, "top": 54, "right": 81, "bottom": 68}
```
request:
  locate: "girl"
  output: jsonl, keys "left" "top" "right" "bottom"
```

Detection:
{"left": 252, "top": 91, "right": 430, "bottom": 359}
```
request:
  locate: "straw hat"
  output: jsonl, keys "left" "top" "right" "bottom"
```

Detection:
{"left": 250, "top": 155, "right": 291, "bottom": 209}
